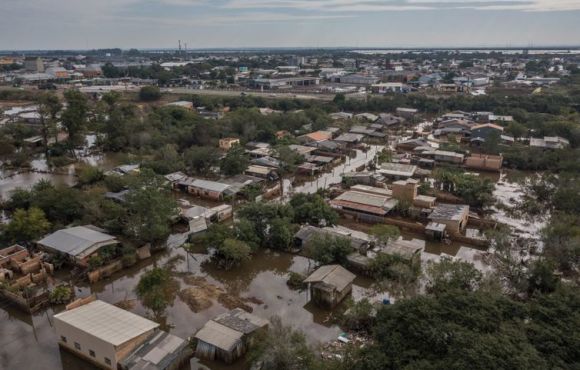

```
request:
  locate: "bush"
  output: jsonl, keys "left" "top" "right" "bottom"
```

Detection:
{"left": 49, "top": 285, "right": 73, "bottom": 304}
{"left": 139, "top": 86, "right": 161, "bottom": 101}
{"left": 286, "top": 272, "right": 306, "bottom": 290}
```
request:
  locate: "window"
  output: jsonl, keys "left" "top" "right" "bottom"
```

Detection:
{"left": 89, "top": 350, "right": 95, "bottom": 358}
{"left": 104, "top": 357, "right": 111, "bottom": 366}
{"left": 60, "top": 336, "right": 67, "bottom": 343}
{"left": 74, "top": 342, "right": 81, "bottom": 350}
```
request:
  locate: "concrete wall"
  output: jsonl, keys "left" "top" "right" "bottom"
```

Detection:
{"left": 54, "top": 319, "right": 117, "bottom": 369}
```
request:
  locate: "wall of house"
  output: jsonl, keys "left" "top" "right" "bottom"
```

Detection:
{"left": 54, "top": 319, "right": 117, "bottom": 369}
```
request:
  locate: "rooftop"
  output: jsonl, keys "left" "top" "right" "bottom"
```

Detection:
{"left": 54, "top": 300, "right": 159, "bottom": 346}
{"left": 37, "top": 226, "right": 117, "bottom": 258}
{"left": 428, "top": 204, "right": 469, "bottom": 221}
{"left": 304, "top": 265, "right": 356, "bottom": 292}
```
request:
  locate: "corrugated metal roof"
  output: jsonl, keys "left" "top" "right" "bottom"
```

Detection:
{"left": 304, "top": 265, "right": 355, "bottom": 292}
{"left": 54, "top": 300, "right": 159, "bottom": 346}
{"left": 335, "top": 191, "right": 389, "bottom": 208}
{"left": 194, "top": 320, "right": 243, "bottom": 352}
{"left": 191, "top": 179, "right": 231, "bottom": 193}
{"left": 37, "top": 226, "right": 117, "bottom": 257}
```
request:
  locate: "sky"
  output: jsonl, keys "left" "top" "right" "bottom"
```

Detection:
{"left": 1, "top": 0, "right": 580, "bottom": 50}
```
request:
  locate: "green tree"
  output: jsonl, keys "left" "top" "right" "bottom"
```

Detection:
{"left": 124, "top": 172, "right": 178, "bottom": 243}
{"left": 249, "top": 316, "right": 317, "bottom": 370}
{"left": 290, "top": 193, "right": 338, "bottom": 226}
{"left": 5, "top": 207, "right": 51, "bottom": 242}
{"left": 212, "top": 238, "right": 251, "bottom": 270}
{"left": 135, "top": 268, "right": 177, "bottom": 314}
{"left": 61, "top": 89, "right": 89, "bottom": 153}
{"left": 139, "top": 85, "right": 161, "bottom": 101}
{"left": 425, "top": 257, "right": 483, "bottom": 295}
{"left": 306, "top": 233, "right": 352, "bottom": 265}
{"left": 221, "top": 144, "right": 249, "bottom": 176}
{"left": 184, "top": 146, "right": 220, "bottom": 175}
{"left": 368, "top": 224, "right": 400, "bottom": 246}
{"left": 37, "top": 92, "right": 62, "bottom": 157}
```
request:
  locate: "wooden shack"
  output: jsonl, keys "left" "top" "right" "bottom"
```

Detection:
{"left": 304, "top": 265, "right": 356, "bottom": 309}
{"left": 194, "top": 309, "right": 269, "bottom": 364}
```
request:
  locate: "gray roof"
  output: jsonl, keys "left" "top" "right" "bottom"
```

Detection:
{"left": 195, "top": 320, "right": 243, "bottom": 352}
{"left": 428, "top": 204, "right": 469, "bottom": 221}
{"left": 378, "top": 163, "right": 417, "bottom": 177}
{"left": 304, "top": 265, "right": 356, "bottom": 292}
{"left": 190, "top": 179, "right": 231, "bottom": 193}
{"left": 122, "top": 331, "right": 188, "bottom": 370}
{"left": 335, "top": 133, "right": 364, "bottom": 143}
{"left": 37, "top": 226, "right": 117, "bottom": 258}
{"left": 54, "top": 300, "right": 158, "bottom": 346}
{"left": 213, "top": 308, "right": 269, "bottom": 335}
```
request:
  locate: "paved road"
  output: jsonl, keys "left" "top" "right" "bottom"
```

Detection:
{"left": 161, "top": 87, "right": 368, "bottom": 101}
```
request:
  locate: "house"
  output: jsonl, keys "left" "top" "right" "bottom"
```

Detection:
{"left": 428, "top": 204, "right": 470, "bottom": 235}
{"left": 245, "top": 165, "right": 279, "bottom": 181}
{"left": 219, "top": 137, "right": 240, "bottom": 150}
{"left": 297, "top": 130, "right": 333, "bottom": 144}
{"left": 377, "top": 113, "right": 405, "bottom": 127}
{"left": 334, "top": 133, "right": 364, "bottom": 145}
{"left": 341, "top": 172, "right": 385, "bottom": 187}
{"left": 396, "top": 138, "right": 434, "bottom": 151}
{"left": 37, "top": 226, "right": 118, "bottom": 267}
{"left": 371, "top": 82, "right": 407, "bottom": 94}
{"left": 396, "top": 107, "right": 418, "bottom": 118}
{"left": 304, "top": 265, "right": 356, "bottom": 308}
{"left": 293, "top": 225, "right": 369, "bottom": 252}
{"left": 470, "top": 123, "right": 504, "bottom": 142}
{"left": 165, "top": 101, "right": 194, "bottom": 110}
{"left": 54, "top": 298, "right": 190, "bottom": 370}
{"left": 391, "top": 179, "right": 436, "bottom": 208}
{"left": 378, "top": 163, "right": 417, "bottom": 179}
{"left": 187, "top": 179, "right": 232, "bottom": 201}
{"left": 329, "top": 112, "right": 353, "bottom": 121}
{"left": 465, "top": 154, "right": 503, "bottom": 172}
{"left": 425, "top": 222, "right": 447, "bottom": 241}
{"left": 194, "top": 309, "right": 269, "bottom": 364}
{"left": 422, "top": 150, "right": 465, "bottom": 164}
{"left": 288, "top": 144, "right": 317, "bottom": 156}
{"left": 529, "top": 136, "right": 570, "bottom": 150}
{"left": 382, "top": 239, "right": 423, "bottom": 264}
{"left": 354, "top": 113, "right": 379, "bottom": 122}
{"left": 330, "top": 190, "right": 398, "bottom": 222}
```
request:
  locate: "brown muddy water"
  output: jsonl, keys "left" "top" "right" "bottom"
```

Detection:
{"left": 0, "top": 237, "right": 375, "bottom": 370}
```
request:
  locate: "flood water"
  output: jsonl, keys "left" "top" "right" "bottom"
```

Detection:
{"left": 0, "top": 135, "right": 123, "bottom": 200}
{"left": 0, "top": 139, "right": 544, "bottom": 370}
{"left": 0, "top": 240, "right": 375, "bottom": 370}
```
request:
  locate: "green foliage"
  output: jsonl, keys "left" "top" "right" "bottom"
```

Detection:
{"left": 49, "top": 286, "right": 73, "bottom": 305}
{"left": 341, "top": 298, "right": 376, "bottom": 333}
{"left": 4, "top": 207, "right": 51, "bottom": 242}
{"left": 211, "top": 238, "right": 252, "bottom": 270}
{"left": 305, "top": 233, "right": 352, "bottom": 265}
{"left": 124, "top": 172, "right": 178, "bottom": 243}
{"left": 286, "top": 272, "right": 306, "bottom": 290}
{"left": 369, "top": 252, "right": 419, "bottom": 282}
{"left": 290, "top": 193, "right": 338, "bottom": 226}
{"left": 135, "top": 267, "right": 177, "bottom": 313}
{"left": 237, "top": 202, "right": 294, "bottom": 247}
{"left": 139, "top": 85, "right": 161, "bottom": 101}
{"left": 221, "top": 144, "right": 249, "bottom": 175}
{"left": 249, "top": 316, "right": 317, "bottom": 370}
{"left": 425, "top": 257, "right": 483, "bottom": 295}
{"left": 61, "top": 89, "right": 89, "bottom": 149}
{"left": 434, "top": 168, "right": 494, "bottom": 208}
{"left": 184, "top": 146, "right": 219, "bottom": 175}
{"left": 77, "top": 166, "right": 105, "bottom": 186}
{"left": 368, "top": 224, "right": 400, "bottom": 246}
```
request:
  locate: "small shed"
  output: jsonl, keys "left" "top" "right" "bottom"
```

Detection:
{"left": 194, "top": 309, "right": 269, "bottom": 364}
{"left": 425, "top": 222, "right": 447, "bottom": 241}
{"left": 304, "top": 265, "right": 356, "bottom": 309}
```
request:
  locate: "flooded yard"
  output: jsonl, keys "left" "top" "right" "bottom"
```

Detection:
{"left": 0, "top": 237, "right": 376, "bottom": 370}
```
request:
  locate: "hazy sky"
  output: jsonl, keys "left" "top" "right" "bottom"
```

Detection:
{"left": 1, "top": 0, "right": 580, "bottom": 50}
